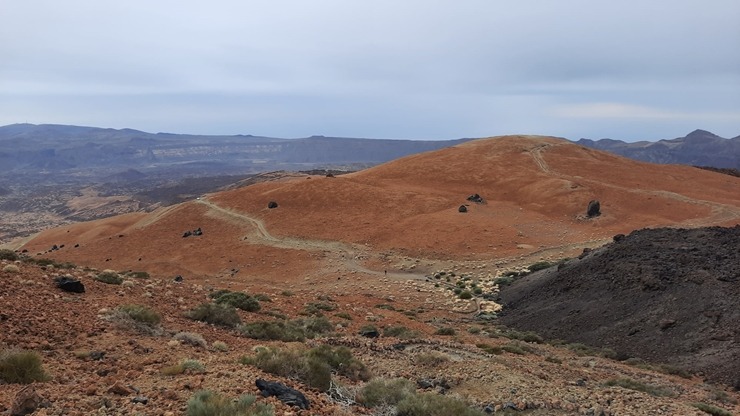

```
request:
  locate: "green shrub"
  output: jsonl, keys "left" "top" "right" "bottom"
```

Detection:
{"left": 95, "top": 271, "right": 123, "bottom": 285}
{"left": 186, "top": 390, "right": 274, "bottom": 416}
{"left": 242, "top": 345, "right": 369, "bottom": 392}
{"left": 0, "top": 349, "right": 49, "bottom": 384}
{"left": 187, "top": 303, "right": 242, "bottom": 328}
{"left": 127, "top": 271, "right": 150, "bottom": 279}
{"left": 473, "top": 287, "right": 483, "bottom": 295}
{"left": 458, "top": 290, "right": 473, "bottom": 300}
{"left": 545, "top": 356, "right": 563, "bottom": 364}
{"left": 212, "top": 341, "right": 229, "bottom": 352}
{"left": 118, "top": 304, "right": 161, "bottom": 325}
{"left": 527, "top": 261, "right": 554, "bottom": 272}
{"left": 335, "top": 312, "right": 352, "bottom": 320}
{"left": 476, "top": 343, "right": 503, "bottom": 355}
{"left": 501, "top": 329, "right": 543, "bottom": 344}
{"left": 566, "top": 343, "right": 617, "bottom": 359}
{"left": 494, "top": 276, "right": 515, "bottom": 286}
{"left": 383, "top": 326, "right": 421, "bottom": 339}
{"left": 174, "top": 332, "right": 207, "bottom": 348}
{"left": 303, "top": 301, "right": 337, "bottom": 315}
{"left": 395, "top": 392, "right": 485, "bottom": 416}
{"left": 604, "top": 378, "right": 675, "bottom": 397}
{"left": 3, "top": 264, "right": 19, "bottom": 273}
{"left": 0, "top": 249, "right": 18, "bottom": 261}
{"left": 434, "top": 327, "right": 456, "bottom": 336}
{"left": 692, "top": 403, "right": 733, "bottom": 416}
{"left": 239, "top": 320, "right": 306, "bottom": 342}
{"left": 358, "top": 378, "right": 416, "bottom": 407}
{"left": 500, "top": 343, "right": 528, "bottom": 355}
{"left": 211, "top": 290, "right": 261, "bottom": 312}
{"left": 415, "top": 351, "right": 449, "bottom": 367}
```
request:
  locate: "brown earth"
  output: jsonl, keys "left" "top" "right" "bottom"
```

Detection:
{"left": 2, "top": 135, "right": 740, "bottom": 415}
{"left": 498, "top": 226, "right": 740, "bottom": 386}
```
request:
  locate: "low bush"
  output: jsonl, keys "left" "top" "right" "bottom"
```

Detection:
{"left": 383, "top": 325, "right": 421, "bottom": 339}
{"left": 458, "top": 290, "right": 473, "bottom": 300}
{"left": 395, "top": 392, "right": 485, "bottom": 416}
{"left": 335, "top": 312, "right": 352, "bottom": 320}
{"left": 604, "top": 377, "right": 675, "bottom": 397}
{"left": 358, "top": 378, "right": 416, "bottom": 407}
{"left": 212, "top": 341, "right": 229, "bottom": 352}
{"left": 566, "top": 343, "right": 617, "bottom": 359}
{"left": 545, "top": 356, "right": 563, "bottom": 364}
{"left": 414, "top": 351, "right": 449, "bottom": 367}
{"left": 476, "top": 343, "right": 503, "bottom": 355}
{"left": 187, "top": 303, "right": 242, "bottom": 328}
{"left": 118, "top": 304, "right": 161, "bottom": 326}
{"left": 241, "top": 345, "right": 369, "bottom": 392}
{"left": 303, "top": 301, "right": 337, "bottom": 315}
{"left": 186, "top": 390, "right": 273, "bottom": 416}
{"left": 174, "top": 332, "right": 207, "bottom": 348}
{"left": 162, "top": 358, "right": 205, "bottom": 376}
{"left": 527, "top": 261, "right": 554, "bottom": 272}
{"left": 501, "top": 329, "right": 543, "bottom": 344}
{"left": 0, "top": 249, "right": 18, "bottom": 261}
{"left": 211, "top": 290, "right": 261, "bottom": 312}
{"left": 692, "top": 402, "right": 733, "bottom": 416}
{"left": 434, "top": 327, "right": 456, "bottom": 336}
{"left": 494, "top": 276, "right": 515, "bottom": 287}
{"left": 126, "top": 271, "right": 150, "bottom": 279}
{"left": 2, "top": 264, "right": 19, "bottom": 273}
{"left": 239, "top": 316, "right": 332, "bottom": 342}
{"left": 0, "top": 349, "right": 49, "bottom": 384}
{"left": 95, "top": 271, "right": 123, "bottom": 285}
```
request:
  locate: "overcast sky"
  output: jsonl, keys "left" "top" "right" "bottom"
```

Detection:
{"left": 1, "top": 1, "right": 739, "bottom": 141}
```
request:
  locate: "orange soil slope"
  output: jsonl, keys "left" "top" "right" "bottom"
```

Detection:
{"left": 21, "top": 135, "right": 740, "bottom": 276}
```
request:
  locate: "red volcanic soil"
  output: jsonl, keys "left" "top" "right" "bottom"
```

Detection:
{"left": 19, "top": 135, "right": 740, "bottom": 279}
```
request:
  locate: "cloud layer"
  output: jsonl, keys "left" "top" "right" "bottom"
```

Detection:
{"left": 1, "top": 0, "right": 739, "bottom": 140}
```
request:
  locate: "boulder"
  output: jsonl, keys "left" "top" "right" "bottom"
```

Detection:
{"left": 267, "top": 201, "right": 278, "bottom": 209}
{"left": 467, "top": 193, "right": 484, "bottom": 203}
{"left": 458, "top": 205, "right": 468, "bottom": 213}
{"left": 255, "top": 379, "right": 309, "bottom": 409}
{"left": 586, "top": 200, "right": 601, "bottom": 217}
{"left": 359, "top": 327, "right": 379, "bottom": 338}
{"left": 54, "top": 276, "right": 85, "bottom": 293}
{"left": 10, "top": 386, "right": 49, "bottom": 416}
{"left": 193, "top": 227, "right": 203, "bottom": 236}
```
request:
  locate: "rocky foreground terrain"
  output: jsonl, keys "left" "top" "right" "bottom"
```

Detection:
{"left": 1, "top": 250, "right": 739, "bottom": 416}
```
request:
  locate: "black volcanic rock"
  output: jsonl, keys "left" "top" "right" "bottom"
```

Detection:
{"left": 498, "top": 226, "right": 740, "bottom": 385}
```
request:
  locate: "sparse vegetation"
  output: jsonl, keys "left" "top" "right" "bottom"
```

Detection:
{"left": 162, "top": 358, "right": 205, "bottom": 375}
{"left": 212, "top": 341, "right": 229, "bottom": 352}
{"left": 187, "top": 303, "right": 242, "bottom": 328}
{"left": 2, "top": 264, "right": 19, "bottom": 273}
{"left": 303, "top": 301, "right": 337, "bottom": 315}
{"left": 415, "top": 351, "right": 450, "bottom": 367}
{"left": 174, "top": 331, "right": 208, "bottom": 348}
{"left": 357, "top": 377, "right": 416, "bottom": 408}
{"left": 210, "top": 290, "right": 261, "bottom": 312}
{"left": 238, "top": 316, "right": 332, "bottom": 342}
{"left": 0, "top": 249, "right": 19, "bottom": 261}
{"left": 395, "top": 392, "right": 485, "bottom": 416}
{"left": 500, "top": 329, "right": 543, "bottom": 344}
{"left": 0, "top": 349, "right": 49, "bottom": 384}
{"left": 383, "top": 325, "right": 421, "bottom": 339}
{"left": 545, "top": 356, "right": 563, "bottom": 364}
{"left": 241, "top": 345, "right": 369, "bottom": 392}
{"left": 126, "top": 271, "right": 150, "bottom": 279}
{"left": 476, "top": 343, "right": 503, "bottom": 355}
{"left": 604, "top": 377, "right": 675, "bottom": 397}
{"left": 624, "top": 358, "right": 692, "bottom": 379}
{"left": 692, "top": 402, "right": 734, "bottom": 416}
{"left": 458, "top": 290, "right": 473, "bottom": 299}
{"left": 186, "top": 390, "right": 274, "bottom": 416}
{"left": 335, "top": 312, "right": 352, "bottom": 320}
{"left": 527, "top": 261, "right": 555, "bottom": 272}
{"left": 117, "top": 304, "right": 161, "bottom": 326}
{"left": 566, "top": 342, "right": 617, "bottom": 359}
{"left": 434, "top": 327, "right": 456, "bottom": 336}
{"left": 95, "top": 270, "right": 123, "bottom": 285}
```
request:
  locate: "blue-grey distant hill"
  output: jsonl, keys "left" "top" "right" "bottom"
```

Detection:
{"left": 0, "top": 123, "right": 469, "bottom": 183}
{"left": 576, "top": 129, "right": 739, "bottom": 169}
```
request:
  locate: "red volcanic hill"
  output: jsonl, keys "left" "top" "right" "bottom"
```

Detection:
{"left": 19, "top": 135, "right": 740, "bottom": 279}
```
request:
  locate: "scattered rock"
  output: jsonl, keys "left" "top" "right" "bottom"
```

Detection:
{"left": 458, "top": 205, "right": 468, "bottom": 213}
{"left": 54, "top": 276, "right": 85, "bottom": 293}
{"left": 255, "top": 379, "right": 309, "bottom": 409}
{"left": 182, "top": 231, "right": 192, "bottom": 238}
{"left": 10, "top": 386, "right": 49, "bottom": 416}
{"left": 358, "top": 327, "right": 379, "bottom": 338}
{"left": 467, "top": 193, "right": 484, "bottom": 203}
{"left": 174, "top": 275, "right": 183, "bottom": 283}
{"left": 193, "top": 227, "right": 203, "bottom": 236}
{"left": 613, "top": 233, "right": 625, "bottom": 242}
{"left": 108, "top": 382, "right": 134, "bottom": 395}
{"left": 586, "top": 200, "right": 601, "bottom": 217}
{"left": 132, "top": 396, "right": 149, "bottom": 405}
{"left": 267, "top": 201, "right": 278, "bottom": 209}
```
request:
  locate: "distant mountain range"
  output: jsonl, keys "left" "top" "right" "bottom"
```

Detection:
{"left": 576, "top": 129, "right": 740, "bottom": 169}
{"left": 0, "top": 123, "right": 469, "bottom": 185}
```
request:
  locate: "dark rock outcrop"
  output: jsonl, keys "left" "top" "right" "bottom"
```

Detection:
{"left": 54, "top": 276, "right": 85, "bottom": 293}
{"left": 586, "top": 200, "right": 600, "bottom": 217}
{"left": 458, "top": 205, "right": 468, "bottom": 213}
{"left": 499, "top": 225, "right": 740, "bottom": 385}
{"left": 267, "top": 201, "right": 278, "bottom": 209}
{"left": 467, "top": 193, "right": 484, "bottom": 203}
{"left": 255, "top": 379, "right": 309, "bottom": 409}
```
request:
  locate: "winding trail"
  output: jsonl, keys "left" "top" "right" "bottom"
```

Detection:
{"left": 195, "top": 198, "right": 427, "bottom": 281}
